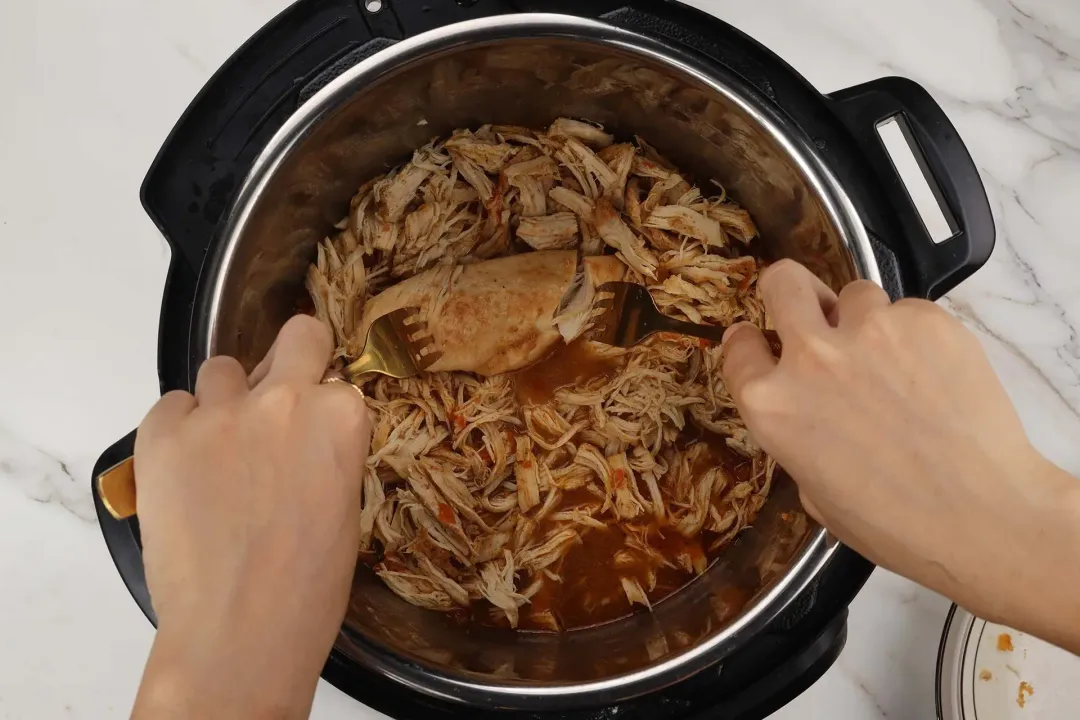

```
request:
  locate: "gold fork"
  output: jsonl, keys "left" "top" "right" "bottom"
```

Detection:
{"left": 96, "top": 308, "right": 439, "bottom": 521}
{"left": 587, "top": 281, "right": 781, "bottom": 352}
{"left": 340, "top": 307, "right": 442, "bottom": 381}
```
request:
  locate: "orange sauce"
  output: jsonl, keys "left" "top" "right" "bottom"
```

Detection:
{"left": 513, "top": 339, "right": 622, "bottom": 406}
{"left": 490, "top": 426, "right": 760, "bottom": 632}
{"left": 549, "top": 524, "right": 636, "bottom": 629}
{"left": 362, "top": 423, "right": 765, "bottom": 633}
{"left": 509, "top": 513, "right": 749, "bottom": 631}
{"left": 1017, "top": 681, "right": 1034, "bottom": 708}
{"left": 437, "top": 503, "right": 455, "bottom": 524}
{"left": 352, "top": 333, "right": 765, "bottom": 633}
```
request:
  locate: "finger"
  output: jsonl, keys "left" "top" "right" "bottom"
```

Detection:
{"left": 835, "top": 280, "right": 891, "bottom": 328}
{"left": 247, "top": 338, "right": 278, "bottom": 388}
{"left": 137, "top": 389, "right": 197, "bottom": 447}
{"left": 195, "top": 356, "right": 249, "bottom": 406}
{"left": 759, "top": 260, "right": 838, "bottom": 336}
{"left": 721, "top": 322, "right": 777, "bottom": 401}
{"left": 321, "top": 381, "right": 374, "bottom": 433}
{"left": 319, "top": 381, "right": 374, "bottom": 473}
{"left": 264, "top": 315, "right": 334, "bottom": 386}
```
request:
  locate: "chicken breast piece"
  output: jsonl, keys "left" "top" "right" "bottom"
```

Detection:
{"left": 355, "top": 251, "right": 578, "bottom": 375}
{"left": 356, "top": 250, "right": 628, "bottom": 375}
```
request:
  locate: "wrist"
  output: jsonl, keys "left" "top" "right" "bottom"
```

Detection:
{"left": 133, "top": 619, "right": 318, "bottom": 720}
{"left": 1029, "top": 461, "right": 1080, "bottom": 652}
{"left": 974, "top": 453, "right": 1080, "bottom": 652}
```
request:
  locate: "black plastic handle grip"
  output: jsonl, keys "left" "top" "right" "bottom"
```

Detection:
{"left": 715, "top": 611, "right": 848, "bottom": 720}
{"left": 828, "top": 77, "right": 994, "bottom": 300}
{"left": 91, "top": 430, "right": 157, "bottom": 625}
{"left": 141, "top": 0, "right": 393, "bottom": 273}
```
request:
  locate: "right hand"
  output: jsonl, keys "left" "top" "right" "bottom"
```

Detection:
{"left": 721, "top": 260, "right": 1080, "bottom": 648}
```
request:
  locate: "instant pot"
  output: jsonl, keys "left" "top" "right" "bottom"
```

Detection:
{"left": 93, "top": 1, "right": 994, "bottom": 717}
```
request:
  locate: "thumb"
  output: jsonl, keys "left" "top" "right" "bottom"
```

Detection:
{"left": 721, "top": 323, "right": 777, "bottom": 401}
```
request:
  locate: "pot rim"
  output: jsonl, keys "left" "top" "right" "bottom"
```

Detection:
{"left": 197, "top": 13, "right": 880, "bottom": 706}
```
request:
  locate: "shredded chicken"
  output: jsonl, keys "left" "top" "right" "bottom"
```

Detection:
{"left": 516, "top": 212, "right": 580, "bottom": 250}
{"left": 306, "top": 119, "right": 773, "bottom": 631}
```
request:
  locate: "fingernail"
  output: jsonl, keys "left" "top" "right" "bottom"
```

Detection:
{"left": 721, "top": 322, "right": 753, "bottom": 347}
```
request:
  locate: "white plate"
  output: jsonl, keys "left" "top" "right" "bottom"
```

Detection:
{"left": 937, "top": 605, "right": 1080, "bottom": 718}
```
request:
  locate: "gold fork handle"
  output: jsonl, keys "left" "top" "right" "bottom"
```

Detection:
{"left": 341, "top": 348, "right": 383, "bottom": 383}
{"left": 660, "top": 317, "right": 782, "bottom": 354}
{"left": 659, "top": 317, "right": 728, "bottom": 344}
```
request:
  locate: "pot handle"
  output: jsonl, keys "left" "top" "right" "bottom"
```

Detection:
{"left": 724, "top": 611, "right": 848, "bottom": 720}
{"left": 92, "top": 431, "right": 156, "bottom": 624}
{"left": 140, "top": 0, "right": 397, "bottom": 272}
{"left": 828, "top": 77, "right": 995, "bottom": 299}
{"left": 97, "top": 455, "right": 137, "bottom": 520}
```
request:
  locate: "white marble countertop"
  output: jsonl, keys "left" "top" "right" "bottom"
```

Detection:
{"left": 1, "top": 0, "right": 1076, "bottom": 717}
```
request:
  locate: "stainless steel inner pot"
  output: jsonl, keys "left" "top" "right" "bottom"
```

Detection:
{"left": 196, "top": 14, "right": 881, "bottom": 708}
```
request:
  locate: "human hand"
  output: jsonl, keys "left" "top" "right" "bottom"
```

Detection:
{"left": 721, "top": 260, "right": 1080, "bottom": 651}
{"left": 132, "top": 315, "right": 372, "bottom": 719}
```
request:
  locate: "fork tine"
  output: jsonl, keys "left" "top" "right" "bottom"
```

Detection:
{"left": 415, "top": 350, "right": 442, "bottom": 370}
{"left": 410, "top": 337, "right": 434, "bottom": 350}
{"left": 398, "top": 307, "right": 425, "bottom": 325}
{"left": 585, "top": 325, "right": 611, "bottom": 342}
{"left": 390, "top": 307, "right": 437, "bottom": 355}
{"left": 592, "top": 303, "right": 612, "bottom": 315}
{"left": 345, "top": 307, "right": 442, "bottom": 380}
{"left": 405, "top": 331, "right": 434, "bottom": 350}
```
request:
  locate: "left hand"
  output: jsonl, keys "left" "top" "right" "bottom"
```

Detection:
{"left": 132, "top": 315, "right": 372, "bottom": 719}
